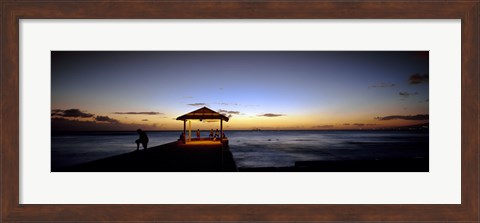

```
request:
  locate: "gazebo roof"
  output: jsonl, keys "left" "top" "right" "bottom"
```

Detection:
{"left": 176, "top": 107, "right": 229, "bottom": 122}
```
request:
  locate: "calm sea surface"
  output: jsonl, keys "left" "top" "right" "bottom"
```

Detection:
{"left": 51, "top": 130, "right": 428, "bottom": 170}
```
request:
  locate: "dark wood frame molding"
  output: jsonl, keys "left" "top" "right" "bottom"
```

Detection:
{"left": 1, "top": 1, "right": 478, "bottom": 222}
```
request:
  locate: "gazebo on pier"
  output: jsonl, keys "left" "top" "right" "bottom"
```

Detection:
{"left": 176, "top": 107, "right": 229, "bottom": 144}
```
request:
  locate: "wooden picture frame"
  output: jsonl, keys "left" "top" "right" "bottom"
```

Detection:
{"left": 1, "top": 1, "right": 478, "bottom": 222}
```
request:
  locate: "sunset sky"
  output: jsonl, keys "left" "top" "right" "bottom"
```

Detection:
{"left": 51, "top": 51, "right": 429, "bottom": 131}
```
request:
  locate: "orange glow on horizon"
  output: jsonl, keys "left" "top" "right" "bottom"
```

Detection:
{"left": 91, "top": 111, "right": 427, "bottom": 131}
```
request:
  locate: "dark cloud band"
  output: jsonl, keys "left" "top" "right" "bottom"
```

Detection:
{"left": 409, "top": 73, "right": 429, "bottom": 84}
{"left": 218, "top": 109, "right": 240, "bottom": 115}
{"left": 113, "top": 112, "right": 163, "bottom": 115}
{"left": 399, "top": 91, "right": 419, "bottom": 98}
{"left": 314, "top": 125, "right": 334, "bottom": 128}
{"left": 95, "top": 115, "right": 119, "bottom": 124}
{"left": 51, "top": 109, "right": 94, "bottom": 118}
{"left": 369, "top": 82, "right": 395, "bottom": 88}
{"left": 258, "top": 113, "right": 285, "bottom": 117}
{"left": 353, "top": 123, "right": 377, "bottom": 127}
{"left": 188, "top": 103, "right": 207, "bottom": 106}
{"left": 375, "top": 114, "right": 429, "bottom": 121}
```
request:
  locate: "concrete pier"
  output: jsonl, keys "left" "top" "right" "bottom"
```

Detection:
{"left": 64, "top": 140, "right": 238, "bottom": 172}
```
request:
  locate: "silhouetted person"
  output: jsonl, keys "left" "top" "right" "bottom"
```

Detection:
{"left": 179, "top": 132, "right": 185, "bottom": 144}
{"left": 196, "top": 129, "right": 201, "bottom": 139}
{"left": 209, "top": 129, "right": 214, "bottom": 139}
{"left": 222, "top": 132, "right": 226, "bottom": 139}
{"left": 213, "top": 129, "right": 219, "bottom": 141}
{"left": 135, "top": 129, "right": 149, "bottom": 150}
{"left": 179, "top": 132, "right": 186, "bottom": 144}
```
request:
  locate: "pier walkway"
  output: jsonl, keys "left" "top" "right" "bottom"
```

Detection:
{"left": 65, "top": 140, "right": 238, "bottom": 172}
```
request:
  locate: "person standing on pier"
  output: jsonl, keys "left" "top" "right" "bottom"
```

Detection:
{"left": 196, "top": 129, "right": 201, "bottom": 140}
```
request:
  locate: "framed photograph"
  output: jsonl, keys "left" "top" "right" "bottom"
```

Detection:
{"left": 1, "top": 1, "right": 478, "bottom": 222}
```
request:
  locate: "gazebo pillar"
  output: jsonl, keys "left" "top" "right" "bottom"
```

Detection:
{"left": 183, "top": 120, "right": 186, "bottom": 135}
{"left": 220, "top": 119, "right": 223, "bottom": 141}
{"left": 188, "top": 120, "right": 191, "bottom": 141}
{"left": 183, "top": 120, "right": 186, "bottom": 143}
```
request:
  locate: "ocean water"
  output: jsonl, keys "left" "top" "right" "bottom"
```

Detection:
{"left": 51, "top": 130, "right": 428, "bottom": 170}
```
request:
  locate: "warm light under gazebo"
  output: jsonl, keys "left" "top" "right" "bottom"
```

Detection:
{"left": 176, "top": 107, "right": 229, "bottom": 143}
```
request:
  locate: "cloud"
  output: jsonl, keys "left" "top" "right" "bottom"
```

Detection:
{"left": 409, "top": 73, "right": 429, "bottom": 84}
{"left": 188, "top": 103, "right": 207, "bottom": 107}
{"left": 113, "top": 111, "right": 163, "bottom": 115}
{"left": 257, "top": 113, "right": 286, "bottom": 117}
{"left": 141, "top": 119, "right": 148, "bottom": 121}
{"left": 343, "top": 123, "right": 350, "bottom": 126}
{"left": 218, "top": 109, "right": 240, "bottom": 115}
{"left": 217, "top": 109, "right": 240, "bottom": 119}
{"left": 369, "top": 82, "right": 395, "bottom": 88}
{"left": 314, "top": 125, "right": 334, "bottom": 128}
{"left": 52, "top": 109, "right": 118, "bottom": 124}
{"left": 51, "top": 109, "right": 63, "bottom": 116}
{"left": 188, "top": 102, "right": 240, "bottom": 107}
{"left": 375, "top": 114, "right": 429, "bottom": 121}
{"left": 399, "top": 91, "right": 418, "bottom": 98}
{"left": 95, "top": 115, "right": 119, "bottom": 124}
{"left": 51, "top": 117, "right": 157, "bottom": 131}
{"left": 353, "top": 123, "right": 377, "bottom": 127}
{"left": 419, "top": 98, "right": 429, "bottom": 103}
{"left": 51, "top": 109, "right": 94, "bottom": 118}
{"left": 215, "top": 102, "right": 239, "bottom": 106}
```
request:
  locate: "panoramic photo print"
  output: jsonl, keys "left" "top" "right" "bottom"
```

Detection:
{"left": 51, "top": 51, "right": 429, "bottom": 172}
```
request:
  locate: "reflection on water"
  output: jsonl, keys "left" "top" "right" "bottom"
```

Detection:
{"left": 52, "top": 130, "right": 428, "bottom": 170}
